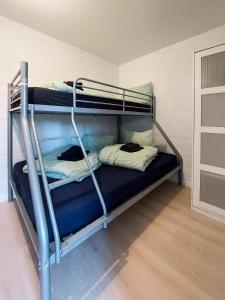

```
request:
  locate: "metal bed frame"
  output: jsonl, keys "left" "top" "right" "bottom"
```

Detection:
{"left": 8, "top": 62, "right": 183, "bottom": 300}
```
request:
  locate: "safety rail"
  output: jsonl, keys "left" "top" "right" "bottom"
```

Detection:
{"left": 8, "top": 70, "right": 153, "bottom": 115}
{"left": 73, "top": 77, "right": 153, "bottom": 112}
{"left": 9, "top": 69, "right": 22, "bottom": 111}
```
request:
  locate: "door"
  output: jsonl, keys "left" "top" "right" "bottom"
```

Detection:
{"left": 193, "top": 44, "right": 225, "bottom": 222}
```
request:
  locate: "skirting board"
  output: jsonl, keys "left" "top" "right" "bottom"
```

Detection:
{"left": 192, "top": 204, "right": 225, "bottom": 225}
{"left": 0, "top": 194, "right": 8, "bottom": 203}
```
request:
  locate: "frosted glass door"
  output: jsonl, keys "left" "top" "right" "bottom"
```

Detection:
{"left": 193, "top": 44, "right": 225, "bottom": 222}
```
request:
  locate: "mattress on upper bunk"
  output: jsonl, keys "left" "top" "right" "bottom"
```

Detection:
{"left": 13, "top": 152, "right": 178, "bottom": 242}
{"left": 26, "top": 87, "right": 152, "bottom": 113}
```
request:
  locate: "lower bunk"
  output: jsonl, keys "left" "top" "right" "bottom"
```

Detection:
{"left": 13, "top": 152, "right": 178, "bottom": 243}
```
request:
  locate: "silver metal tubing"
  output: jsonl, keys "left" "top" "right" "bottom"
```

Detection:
{"left": 7, "top": 84, "right": 13, "bottom": 201}
{"left": 10, "top": 106, "right": 21, "bottom": 112}
{"left": 11, "top": 97, "right": 21, "bottom": 105}
{"left": 73, "top": 77, "right": 152, "bottom": 118}
{"left": 49, "top": 171, "right": 91, "bottom": 190}
{"left": 107, "top": 166, "right": 181, "bottom": 223}
{"left": 10, "top": 70, "right": 20, "bottom": 85}
{"left": 76, "top": 77, "right": 152, "bottom": 99}
{"left": 81, "top": 85, "right": 151, "bottom": 102}
{"left": 30, "top": 106, "right": 61, "bottom": 264}
{"left": 9, "top": 61, "right": 182, "bottom": 300}
{"left": 117, "top": 116, "right": 121, "bottom": 143}
{"left": 54, "top": 165, "right": 180, "bottom": 265}
{"left": 10, "top": 178, "right": 39, "bottom": 256}
{"left": 74, "top": 99, "right": 151, "bottom": 110}
{"left": 28, "top": 104, "right": 152, "bottom": 117}
{"left": 10, "top": 85, "right": 20, "bottom": 93}
{"left": 10, "top": 79, "right": 21, "bottom": 91}
{"left": 122, "top": 90, "right": 125, "bottom": 111}
{"left": 19, "top": 62, "right": 51, "bottom": 300}
{"left": 10, "top": 88, "right": 20, "bottom": 99}
{"left": 122, "top": 104, "right": 151, "bottom": 110}
{"left": 152, "top": 97, "right": 183, "bottom": 185}
{"left": 50, "top": 216, "right": 106, "bottom": 265}
{"left": 71, "top": 108, "right": 108, "bottom": 224}
{"left": 73, "top": 81, "right": 77, "bottom": 107}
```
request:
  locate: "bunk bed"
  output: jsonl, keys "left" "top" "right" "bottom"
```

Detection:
{"left": 8, "top": 62, "right": 183, "bottom": 300}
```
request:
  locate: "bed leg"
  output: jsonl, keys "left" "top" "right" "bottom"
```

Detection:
{"left": 20, "top": 61, "right": 51, "bottom": 300}
{"left": 39, "top": 256, "right": 51, "bottom": 300}
{"left": 178, "top": 168, "right": 183, "bottom": 186}
{"left": 7, "top": 84, "right": 13, "bottom": 202}
{"left": 117, "top": 116, "right": 121, "bottom": 143}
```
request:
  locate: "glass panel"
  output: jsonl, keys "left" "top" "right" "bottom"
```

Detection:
{"left": 200, "top": 170, "right": 225, "bottom": 209}
{"left": 201, "top": 51, "right": 225, "bottom": 88}
{"left": 201, "top": 93, "right": 225, "bottom": 127}
{"left": 201, "top": 133, "right": 225, "bottom": 168}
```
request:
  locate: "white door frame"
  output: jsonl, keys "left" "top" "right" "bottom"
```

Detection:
{"left": 192, "top": 44, "right": 225, "bottom": 223}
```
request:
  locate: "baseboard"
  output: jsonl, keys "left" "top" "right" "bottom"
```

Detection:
{"left": 0, "top": 194, "right": 8, "bottom": 203}
{"left": 192, "top": 205, "right": 225, "bottom": 225}
{"left": 183, "top": 180, "right": 191, "bottom": 188}
{"left": 168, "top": 178, "right": 191, "bottom": 188}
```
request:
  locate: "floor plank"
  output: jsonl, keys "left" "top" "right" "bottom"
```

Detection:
{"left": 0, "top": 181, "right": 225, "bottom": 299}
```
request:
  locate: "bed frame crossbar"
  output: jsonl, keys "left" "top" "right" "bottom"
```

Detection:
{"left": 8, "top": 61, "right": 183, "bottom": 300}
{"left": 73, "top": 77, "right": 153, "bottom": 111}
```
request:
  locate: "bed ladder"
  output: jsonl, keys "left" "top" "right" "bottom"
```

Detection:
{"left": 70, "top": 107, "right": 108, "bottom": 224}
{"left": 29, "top": 106, "right": 108, "bottom": 265}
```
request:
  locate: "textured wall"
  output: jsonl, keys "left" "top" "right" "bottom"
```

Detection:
{"left": 119, "top": 24, "right": 225, "bottom": 187}
{"left": 0, "top": 16, "right": 119, "bottom": 202}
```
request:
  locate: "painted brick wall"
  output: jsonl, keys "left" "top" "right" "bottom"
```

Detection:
{"left": 0, "top": 16, "right": 119, "bottom": 202}
{"left": 119, "top": 24, "right": 225, "bottom": 187}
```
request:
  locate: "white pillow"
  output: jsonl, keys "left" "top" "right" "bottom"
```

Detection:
{"left": 122, "top": 129, "right": 154, "bottom": 146}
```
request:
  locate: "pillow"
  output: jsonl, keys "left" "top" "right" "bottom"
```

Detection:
{"left": 23, "top": 146, "right": 101, "bottom": 181}
{"left": 83, "top": 134, "right": 116, "bottom": 151}
{"left": 122, "top": 130, "right": 153, "bottom": 146}
{"left": 132, "top": 82, "right": 153, "bottom": 94}
{"left": 125, "top": 82, "right": 153, "bottom": 103}
{"left": 42, "top": 81, "right": 73, "bottom": 93}
{"left": 99, "top": 144, "right": 158, "bottom": 172}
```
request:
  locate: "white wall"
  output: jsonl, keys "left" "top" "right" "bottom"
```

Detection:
{"left": 2, "top": 16, "right": 225, "bottom": 200}
{"left": 0, "top": 16, "right": 119, "bottom": 202}
{"left": 119, "top": 24, "right": 225, "bottom": 187}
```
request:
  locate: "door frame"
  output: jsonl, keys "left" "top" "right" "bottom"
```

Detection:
{"left": 192, "top": 43, "right": 225, "bottom": 223}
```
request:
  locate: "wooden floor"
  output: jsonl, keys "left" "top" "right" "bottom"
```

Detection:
{"left": 1, "top": 181, "right": 225, "bottom": 300}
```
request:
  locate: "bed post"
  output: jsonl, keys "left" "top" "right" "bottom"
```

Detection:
{"left": 152, "top": 96, "right": 183, "bottom": 185}
{"left": 20, "top": 62, "right": 51, "bottom": 300}
{"left": 117, "top": 115, "right": 121, "bottom": 143}
{"left": 8, "top": 83, "right": 13, "bottom": 201}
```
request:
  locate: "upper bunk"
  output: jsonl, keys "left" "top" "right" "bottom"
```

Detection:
{"left": 9, "top": 62, "right": 153, "bottom": 116}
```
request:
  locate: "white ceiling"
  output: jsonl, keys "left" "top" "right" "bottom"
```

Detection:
{"left": 1, "top": 0, "right": 225, "bottom": 65}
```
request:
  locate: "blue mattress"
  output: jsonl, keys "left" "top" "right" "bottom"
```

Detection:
{"left": 24, "top": 87, "right": 152, "bottom": 113}
{"left": 13, "top": 152, "right": 178, "bottom": 242}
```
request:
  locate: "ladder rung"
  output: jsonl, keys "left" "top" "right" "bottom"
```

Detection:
{"left": 11, "top": 97, "right": 21, "bottom": 105}
{"left": 49, "top": 171, "right": 91, "bottom": 190}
